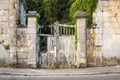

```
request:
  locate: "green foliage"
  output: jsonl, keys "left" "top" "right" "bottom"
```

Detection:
{"left": 52, "top": 63, "right": 60, "bottom": 70}
{"left": 25, "top": 0, "right": 74, "bottom": 26}
{"left": 5, "top": 61, "right": 12, "bottom": 67}
{"left": 70, "top": 0, "right": 85, "bottom": 18}
{"left": 36, "top": 13, "right": 41, "bottom": 34}
{"left": 26, "top": 0, "right": 98, "bottom": 29}
{"left": 70, "top": 0, "right": 98, "bottom": 27}
{"left": 25, "top": 0, "right": 98, "bottom": 51}
{"left": 40, "top": 37, "right": 47, "bottom": 51}
{"left": 4, "top": 45, "right": 10, "bottom": 50}
{"left": 36, "top": 62, "right": 41, "bottom": 68}
{"left": 74, "top": 25, "right": 77, "bottom": 49}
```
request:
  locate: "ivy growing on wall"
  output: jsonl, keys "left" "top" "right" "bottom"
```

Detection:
{"left": 70, "top": 0, "right": 98, "bottom": 49}
{"left": 70, "top": 0, "right": 98, "bottom": 27}
{"left": 74, "top": 25, "right": 77, "bottom": 49}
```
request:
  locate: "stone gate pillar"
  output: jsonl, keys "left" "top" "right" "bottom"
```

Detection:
{"left": 76, "top": 12, "right": 87, "bottom": 67}
{"left": 27, "top": 11, "right": 37, "bottom": 68}
{"left": 54, "top": 22, "right": 59, "bottom": 65}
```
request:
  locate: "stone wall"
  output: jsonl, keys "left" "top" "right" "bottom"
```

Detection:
{"left": 89, "top": 0, "right": 120, "bottom": 66}
{"left": 0, "top": 0, "right": 18, "bottom": 45}
{"left": 0, "top": 0, "right": 18, "bottom": 66}
{"left": 0, "top": 0, "right": 37, "bottom": 68}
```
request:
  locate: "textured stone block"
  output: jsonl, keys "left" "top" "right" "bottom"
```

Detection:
{"left": 4, "top": 34, "right": 9, "bottom": 44}
{"left": 9, "top": 9, "right": 15, "bottom": 16}
{"left": 9, "top": 4, "right": 14, "bottom": 9}
{"left": 3, "top": 22, "right": 8, "bottom": 28}
{"left": 109, "top": 17, "right": 117, "bottom": 22}
{"left": 109, "top": 0, "right": 119, "bottom": 6}
{"left": 10, "top": 46, "right": 16, "bottom": 53}
{"left": 9, "top": 22, "right": 15, "bottom": 27}
{"left": 112, "top": 27, "right": 120, "bottom": 34}
{"left": 114, "top": 6, "right": 120, "bottom": 12}
{"left": 79, "top": 58, "right": 86, "bottom": 64}
{"left": 111, "top": 23, "right": 120, "bottom": 27}
{"left": 95, "top": 28, "right": 99, "bottom": 34}
{"left": 2, "top": 16, "right": 8, "bottom": 22}
{"left": 4, "top": 10, "right": 8, "bottom": 16}
{"left": 27, "top": 17, "right": 36, "bottom": 28}
{"left": 102, "top": 1, "right": 109, "bottom": 7}
{"left": 27, "top": 28, "right": 36, "bottom": 34}
{"left": 9, "top": 16, "right": 14, "bottom": 21}
{"left": 96, "top": 34, "right": 102, "bottom": 40}
{"left": 0, "top": 10, "right": 4, "bottom": 16}
{"left": 0, "top": 4, "right": 3, "bottom": 9}
{"left": 17, "top": 40, "right": 28, "bottom": 47}
{"left": 3, "top": 4, "right": 9, "bottom": 9}
{"left": 28, "top": 22, "right": 36, "bottom": 28}
{"left": 0, "top": 0, "right": 9, "bottom": 3}
{"left": 10, "top": 0, "right": 15, "bottom": 4}
{"left": 103, "top": 6, "right": 110, "bottom": 11}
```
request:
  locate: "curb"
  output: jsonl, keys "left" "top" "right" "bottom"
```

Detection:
{"left": 0, "top": 66, "right": 120, "bottom": 76}
{"left": 0, "top": 72, "right": 120, "bottom": 76}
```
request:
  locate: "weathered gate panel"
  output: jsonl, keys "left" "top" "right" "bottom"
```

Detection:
{"left": 44, "top": 36, "right": 76, "bottom": 68}
{"left": 39, "top": 23, "right": 76, "bottom": 68}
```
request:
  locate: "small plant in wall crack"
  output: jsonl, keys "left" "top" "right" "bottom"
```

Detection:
{"left": 4, "top": 44, "right": 10, "bottom": 50}
{"left": 0, "top": 40, "right": 4, "bottom": 44}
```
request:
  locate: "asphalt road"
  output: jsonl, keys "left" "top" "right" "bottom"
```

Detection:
{"left": 0, "top": 74, "right": 120, "bottom": 80}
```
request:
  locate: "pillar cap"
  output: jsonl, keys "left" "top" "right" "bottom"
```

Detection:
{"left": 76, "top": 12, "right": 86, "bottom": 18}
{"left": 27, "top": 11, "right": 37, "bottom": 17}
